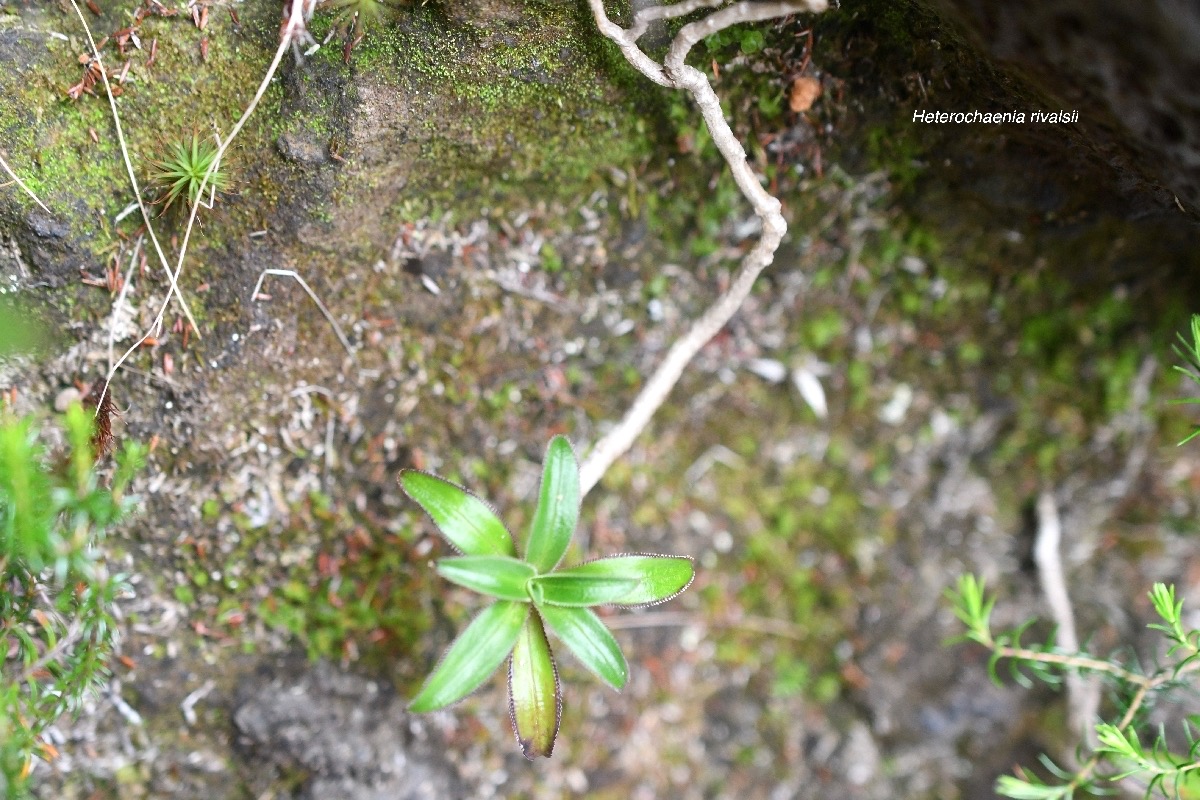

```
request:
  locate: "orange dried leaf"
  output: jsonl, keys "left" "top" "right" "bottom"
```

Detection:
{"left": 789, "top": 76, "right": 821, "bottom": 113}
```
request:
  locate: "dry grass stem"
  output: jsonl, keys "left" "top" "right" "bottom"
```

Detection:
{"left": 0, "top": 153, "right": 51, "bottom": 213}
{"left": 107, "top": 236, "right": 142, "bottom": 372}
{"left": 66, "top": 0, "right": 200, "bottom": 338}
{"left": 251, "top": 268, "right": 357, "bottom": 360}
{"left": 1033, "top": 491, "right": 1102, "bottom": 750}
{"left": 95, "top": 23, "right": 296, "bottom": 411}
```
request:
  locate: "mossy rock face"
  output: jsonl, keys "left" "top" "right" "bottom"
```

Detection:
{"left": 0, "top": 0, "right": 1192, "bottom": 300}
{"left": 322, "top": 0, "right": 664, "bottom": 249}
{"left": 0, "top": 1, "right": 662, "bottom": 276}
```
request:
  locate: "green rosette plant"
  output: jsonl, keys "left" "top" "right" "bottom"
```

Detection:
{"left": 399, "top": 435, "right": 694, "bottom": 759}
{"left": 147, "top": 133, "right": 229, "bottom": 212}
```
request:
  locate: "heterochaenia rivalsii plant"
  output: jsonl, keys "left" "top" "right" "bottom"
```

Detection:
{"left": 401, "top": 436, "right": 693, "bottom": 758}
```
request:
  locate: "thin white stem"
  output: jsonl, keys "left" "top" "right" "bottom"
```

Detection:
{"left": 1034, "top": 491, "right": 1101, "bottom": 750}
{"left": 97, "top": 31, "right": 294, "bottom": 411}
{"left": 588, "top": 0, "right": 672, "bottom": 87}
{"left": 66, "top": 0, "right": 200, "bottom": 339}
{"left": 579, "top": 0, "right": 826, "bottom": 497}
{"left": 664, "top": 1, "right": 826, "bottom": 76}
{"left": 282, "top": 0, "right": 319, "bottom": 57}
{"left": 173, "top": 36, "right": 289, "bottom": 301}
{"left": 629, "top": 0, "right": 729, "bottom": 41}
{"left": 0, "top": 153, "right": 51, "bottom": 213}
{"left": 251, "top": 269, "right": 356, "bottom": 360}
{"left": 107, "top": 236, "right": 142, "bottom": 372}
{"left": 179, "top": 679, "right": 216, "bottom": 727}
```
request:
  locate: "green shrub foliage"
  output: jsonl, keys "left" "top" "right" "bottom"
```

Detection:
{"left": 0, "top": 404, "right": 144, "bottom": 797}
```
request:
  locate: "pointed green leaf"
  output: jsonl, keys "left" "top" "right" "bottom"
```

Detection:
{"left": 548, "top": 555, "right": 695, "bottom": 606}
{"left": 536, "top": 604, "right": 627, "bottom": 690}
{"left": 400, "top": 470, "right": 515, "bottom": 557}
{"left": 524, "top": 436, "right": 580, "bottom": 572}
{"left": 436, "top": 556, "right": 537, "bottom": 601}
{"left": 409, "top": 601, "right": 528, "bottom": 712}
{"left": 527, "top": 574, "right": 641, "bottom": 607}
{"left": 508, "top": 611, "right": 560, "bottom": 759}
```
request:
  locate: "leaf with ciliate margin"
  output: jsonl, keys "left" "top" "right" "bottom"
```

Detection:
{"left": 536, "top": 603, "right": 628, "bottom": 691}
{"left": 400, "top": 470, "right": 515, "bottom": 557}
{"left": 546, "top": 555, "right": 695, "bottom": 606}
{"left": 508, "top": 610, "right": 560, "bottom": 759}
{"left": 526, "top": 574, "right": 641, "bottom": 607}
{"left": 523, "top": 435, "right": 579, "bottom": 573}
{"left": 436, "top": 556, "right": 536, "bottom": 602}
{"left": 409, "top": 601, "right": 528, "bottom": 712}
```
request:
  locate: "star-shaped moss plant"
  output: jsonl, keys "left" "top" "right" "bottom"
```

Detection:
{"left": 400, "top": 435, "right": 695, "bottom": 759}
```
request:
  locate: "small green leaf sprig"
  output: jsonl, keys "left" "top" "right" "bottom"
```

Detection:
{"left": 1173, "top": 313, "right": 1200, "bottom": 445}
{"left": 948, "top": 576, "right": 1200, "bottom": 799}
{"left": 1, "top": 404, "right": 145, "bottom": 793}
{"left": 147, "top": 133, "right": 229, "bottom": 213}
{"left": 400, "top": 435, "right": 694, "bottom": 759}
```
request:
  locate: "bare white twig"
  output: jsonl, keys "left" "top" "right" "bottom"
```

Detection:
{"left": 1034, "top": 491, "right": 1101, "bottom": 749}
{"left": 107, "top": 687, "right": 144, "bottom": 727}
{"left": 664, "top": 1, "right": 826, "bottom": 76}
{"left": 108, "top": 236, "right": 142, "bottom": 372}
{"left": 489, "top": 273, "right": 574, "bottom": 313}
{"left": 66, "top": 0, "right": 200, "bottom": 338}
{"left": 282, "top": 0, "right": 319, "bottom": 59}
{"left": 251, "top": 269, "right": 356, "bottom": 360}
{"left": 0, "top": 152, "right": 51, "bottom": 213}
{"left": 628, "top": 0, "right": 729, "bottom": 41}
{"left": 180, "top": 679, "right": 216, "bottom": 726}
{"left": 579, "top": 0, "right": 827, "bottom": 496}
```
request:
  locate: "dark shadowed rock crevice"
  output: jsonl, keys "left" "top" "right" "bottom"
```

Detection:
{"left": 933, "top": 0, "right": 1200, "bottom": 211}
{"left": 816, "top": 0, "right": 1198, "bottom": 308}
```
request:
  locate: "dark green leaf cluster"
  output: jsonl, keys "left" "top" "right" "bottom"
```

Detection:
{"left": 400, "top": 436, "right": 694, "bottom": 759}
{"left": 0, "top": 406, "right": 144, "bottom": 798}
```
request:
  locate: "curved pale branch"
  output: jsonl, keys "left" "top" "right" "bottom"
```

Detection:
{"left": 628, "top": 0, "right": 728, "bottom": 41}
{"left": 579, "top": 0, "right": 827, "bottom": 496}
{"left": 664, "top": 1, "right": 827, "bottom": 75}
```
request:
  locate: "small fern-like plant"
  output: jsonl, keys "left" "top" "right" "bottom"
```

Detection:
{"left": 1172, "top": 313, "right": 1200, "bottom": 444}
{"left": 948, "top": 576, "right": 1200, "bottom": 798}
{"left": 400, "top": 436, "right": 694, "bottom": 758}
{"left": 947, "top": 315, "right": 1200, "bottom": 798}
